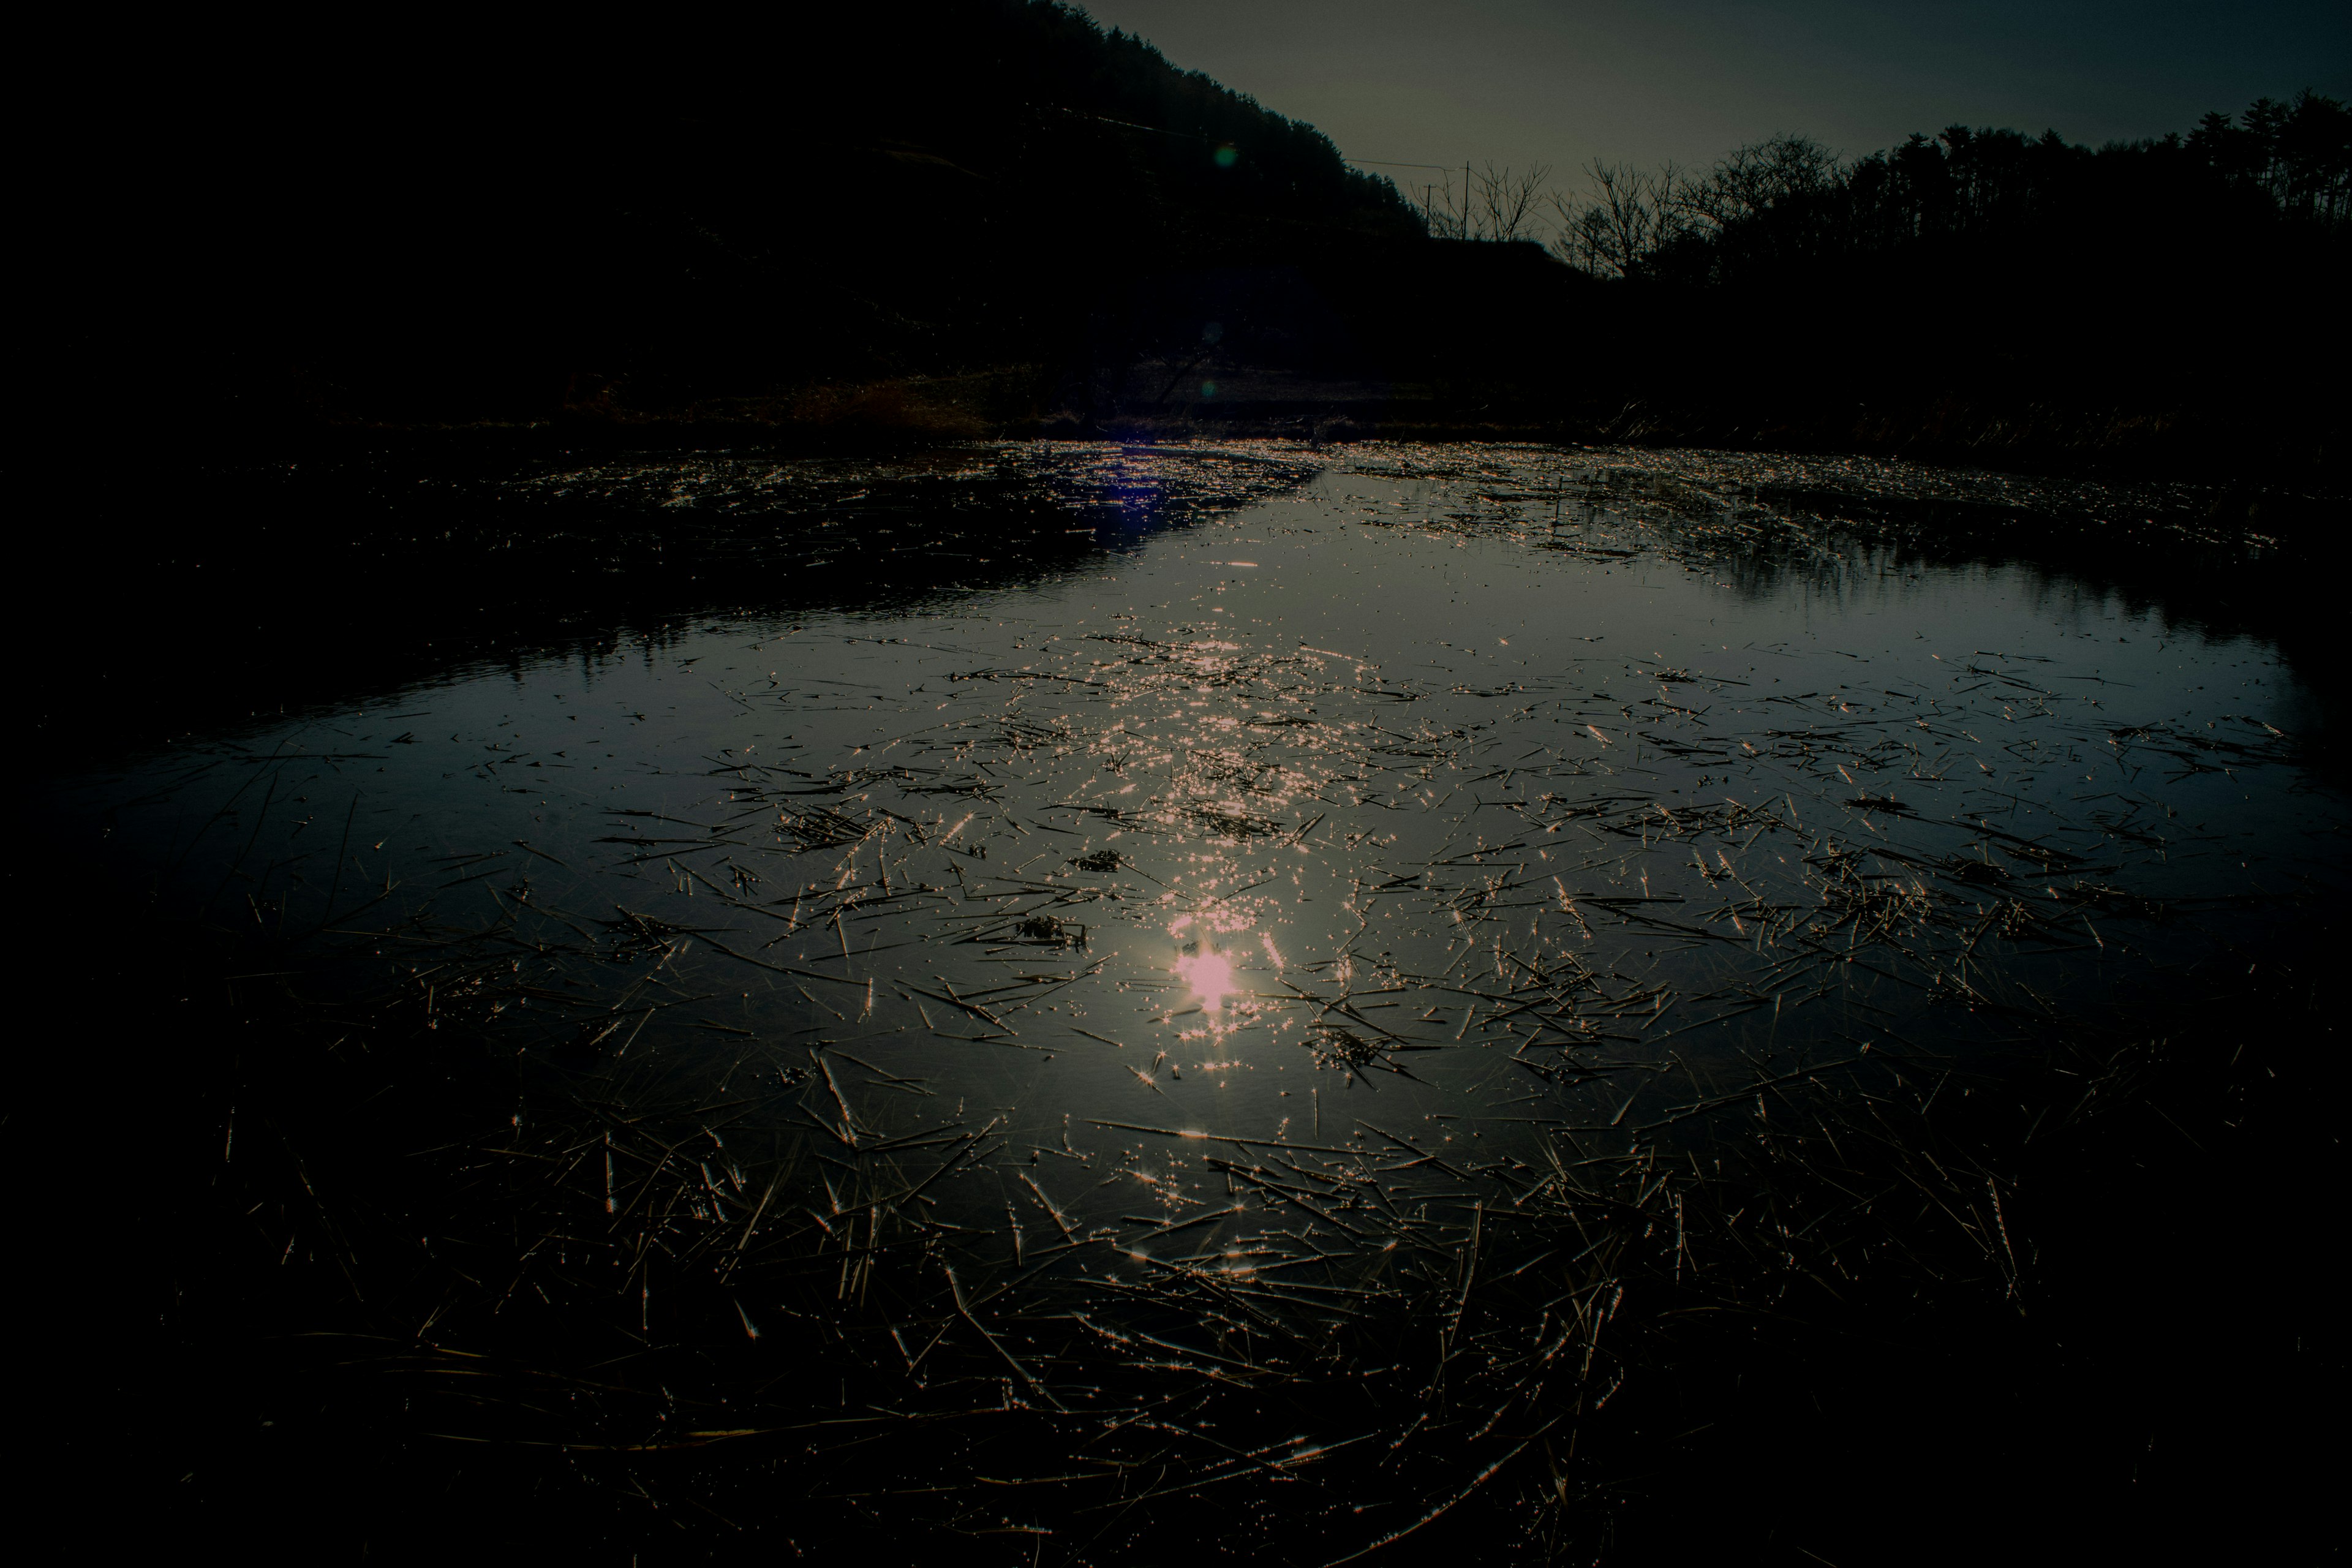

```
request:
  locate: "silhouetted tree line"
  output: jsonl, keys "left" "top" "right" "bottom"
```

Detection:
{"left": 1550, "top": 91, "right": 2350, "bottom": 284}
{"left": 1501, "top": 92, "right": 2348, "bottom": 477}
{"left": 984, "top": 4, "right": 1414, "bottom": 229}
{"left": 42, "top": 6, "right": 2346, "bottom": 476}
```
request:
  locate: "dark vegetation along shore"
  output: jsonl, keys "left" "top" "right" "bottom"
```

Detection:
{"left": 54, "top": 2, "right": 2350, "bottom": 483}
{"left": 18, "top": 5, "right": 2348, "bottom": 1564}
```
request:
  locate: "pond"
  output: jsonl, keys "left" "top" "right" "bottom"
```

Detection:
{"left": 63, "top": 442, "right": 2343, "bottom": 1559}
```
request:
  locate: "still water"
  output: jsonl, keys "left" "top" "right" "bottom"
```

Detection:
{"left": 77, "top": 442, "right": 2342, "bottom": 1553}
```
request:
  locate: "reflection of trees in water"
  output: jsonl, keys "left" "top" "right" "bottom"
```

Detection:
{"left": 64, "top": 435, "right": 2338, "bottom": 771}
{"left": 492, "top": 439, "right": 1325, "bottom": 609}
{"left": 1349, "top": 441, "right": 2330, "bottom": 685}
{"left": 64, "top": 441, "right": 1333, "bottom": 762}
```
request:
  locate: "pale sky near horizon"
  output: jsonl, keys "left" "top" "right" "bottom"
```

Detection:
{"left": 1072, "top": 1, "right": 2349, "bottom": 194}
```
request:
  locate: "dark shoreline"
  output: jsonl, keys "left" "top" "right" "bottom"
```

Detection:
{"left": 40, "top": 431, "right": 2348, "bottom": 783}
{"left": 103, "top": 369, "right": 2352, "bottom": 491}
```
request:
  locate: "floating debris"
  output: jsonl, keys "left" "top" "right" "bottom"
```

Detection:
{"left": 55, "top": 438, "right": 2339, "bottom": 1559}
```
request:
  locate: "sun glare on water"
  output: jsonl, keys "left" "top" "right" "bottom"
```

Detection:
{"left": 1177, "top": 949, "right": 1236, "bottom": 1012}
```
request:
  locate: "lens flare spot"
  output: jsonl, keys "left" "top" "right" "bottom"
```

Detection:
{"left": 1177, "top": 949, "right": 1236, "bottom": 1012}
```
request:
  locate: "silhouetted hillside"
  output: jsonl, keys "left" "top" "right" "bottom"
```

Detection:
{"left": 55, "top": 2, "right": 1431, "bottom": 437}
{"left": 34, "top": 8, "right": 2352, "bottom": 481}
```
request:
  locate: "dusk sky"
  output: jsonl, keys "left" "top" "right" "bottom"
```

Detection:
{"left": 1075, "top": 1, "right": 2350, "bottom": 191}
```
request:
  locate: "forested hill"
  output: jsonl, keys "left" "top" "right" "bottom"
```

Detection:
{"left": 66, "top": 1, "right": 1422, "bottom": 431}
{"left": 41, "top": 6, "right": 2348, "bottom": 478}
{"left": 1562, "top": 98, "right": 2350, "bottom": 285}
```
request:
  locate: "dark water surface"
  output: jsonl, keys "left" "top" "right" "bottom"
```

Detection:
{"left": 53, "top": 443, "right": 2344, "bottom": 1560}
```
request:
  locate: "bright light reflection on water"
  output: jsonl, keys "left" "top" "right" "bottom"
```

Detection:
{"left": 66, "top": 439, "right": 2343, "bottom": 1253}
{"left": 47, "top": 439, "right": 2345, "bottom": 1556}
{"left": 1175, "top": 947, "right": 1236, "bottom": 1013}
